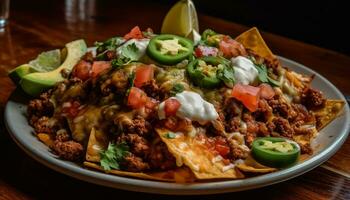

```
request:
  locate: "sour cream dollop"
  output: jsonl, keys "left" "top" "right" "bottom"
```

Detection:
{"left": 231, "top": 56, "right": 258, "bottom": 85}
{"left": 158, "top": 91, "right": 219, "bottom": 124}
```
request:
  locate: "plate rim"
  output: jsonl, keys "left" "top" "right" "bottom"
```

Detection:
{"left": 4, "top": 56, "right": 350, "bottom": 195}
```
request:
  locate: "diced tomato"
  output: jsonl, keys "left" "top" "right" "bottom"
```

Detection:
{"left": 91, "top": 61, "right": 111, "bottom": 78}
{"left": 259, "top": 83, "right": 275, "bottom": 99}
{"left": 61, "top": 101, "right": 81, "bottom": 118}
{"left": 134, "top": 65, "right": 154, "bottom": 88}
{"left": 215, "top": 144, "right": 230, "bottom": 157}
{"left": 124, "top": 26, "right": 144, "bottom": 40}
{"left": 219, "top": 36, "right": 247, "bottom": 58}
{"left": 127, "top": 87, "right": 148, "bottom": 109}
{"left": 194, "top": 45, "right": 219, "bottom": 58}
{"left": 164, "top": 98, "right": 181, "bottom": 117}
{"left": 232, "top": 83, "right": 261, "bottom": 112}
{"left": 72, "top": 60, "right": 91, "bottom": 81}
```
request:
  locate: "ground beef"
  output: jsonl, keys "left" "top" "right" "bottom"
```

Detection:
{"left": 290, "top": 104, "right": 312, "bottom": 123}
{"left": 148, "top": 142, "right": 176, "bottom": 170}
{"left": 121, "top": 154, "right": 150, "bottom": 172}
{"left": 245, "top": 121, "right": 258, "bottom": 145}
{"left": 52, "top": 140, "right": 83, "bottom": 161}
{"left": 55, "top": 129, "right": 70, "bottom": 142}
{"left": 298, "top": 142, "right": 313, "bottom": 154}
{"left": 225, "top": 116, "right": 241, "bottom": 132}
{"left": 33, "top": 116, "right": 53, "bottom": 134}
{"left": 301, "top": 88, "right": 325, "bottom": 109}
{"left": 272, "top": 117, "right": 294, "bottom": 138}
{"left": 27, "top": 92, "right": 54, "bottom": 125}
{"left": 257, "top": 122, "right": 270, "bottom": 137}
{"left": 268, "top": 98, "right": 289, "bottom": 118}
{"left": 119, "top": 133, "right": 150, "bottom": 157}
{"left": 124, "top": 116, "right": 151, "bottom": 136}
{"left": 111, "top": 70, "right": 129, "bottom": 92}
{"left": 140, "top": 79, "right": 159, "bottom": 99}
{"left": 224, "top": 98, "right": 242, "bottom": 120}
{"left": 291, "top": 120, "right": 314, "bottom": 136}
{"left": 253, "top": 99, "right": 273, "bottom": 122}
{"left": 228, "top": 140, "right": 249, "bottom": 160}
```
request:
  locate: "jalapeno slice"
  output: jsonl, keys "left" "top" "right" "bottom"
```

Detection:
{"left": 146, "top": 34, "right": 194, "bottom": 65}
{"left": 187, "top": 56, "right": 227, "bottom": 88}
{"left": 252, "top": 137, "right": 300, "bottom": 168}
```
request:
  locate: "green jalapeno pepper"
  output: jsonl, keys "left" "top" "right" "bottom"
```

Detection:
{"left": 187, "top": 56, "right": 228, "bottom": 88}
{"left": 252, "top": 137, "right": 300, "bottom": 168}
{"left": 201, "top": 29, "right": 224, "bottom": 46}
{"left": 146, "top": 34, "right": 193, "bottom": 65}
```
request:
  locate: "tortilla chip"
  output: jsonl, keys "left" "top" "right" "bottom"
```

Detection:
{"left": 235, "top": 27, "right": 275, "bottom": 61}
{"left": 313, "top": 100, "right": 345, "bottom": 130}
{"left": 84, "top": 162, "right": 196, "bottom": 182}
{"left": 236, "top": 155, "right": 277, "bottom": 173}
{"left": 86, "top": 127, "right": 109, "bottom": 162}
{"left": 156, "top": 128, "right": 244, "bottom": 179}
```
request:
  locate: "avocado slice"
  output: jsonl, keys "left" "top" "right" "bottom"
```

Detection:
{"left": 8, "top": 64, "right": 38, "bottom": 84}
{"left": 20, "top": 40, "right": 87, "bottom": 96}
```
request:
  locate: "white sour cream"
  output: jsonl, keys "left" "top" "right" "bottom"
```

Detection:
{"left": 117, "top": 38, "right": 150, "bottom": 60}
{"left": 158, "top": 91, "right": 219, "bottom": 124}
{"left": 231, "top": 56, "right": 258, "bottom": 85}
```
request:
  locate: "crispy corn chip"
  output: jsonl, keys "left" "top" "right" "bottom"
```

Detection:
{"left": 84, "top": 162, "right": 196, "bottom": 182}
{"left": 236, "top": 155, "right": 277, "bottom": 173}
{"left": 156, "top": 128, "right": 244, "bottom": 179}
{"left": 86, "top": 127, "right": 108, "bottom": 162}
{"left": 235, "top": 27, "right": 275, "bottom": 61}
{"left": 313, "top": 100, "right": 345, "bottom": 130}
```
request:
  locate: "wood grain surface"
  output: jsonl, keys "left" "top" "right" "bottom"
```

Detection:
{"left": 0, "top": 0, "right": 349, "bottom": 199}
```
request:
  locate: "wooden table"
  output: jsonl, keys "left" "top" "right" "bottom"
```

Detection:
{"left": 1, "top": 0, "right": 349, "bottom": 199}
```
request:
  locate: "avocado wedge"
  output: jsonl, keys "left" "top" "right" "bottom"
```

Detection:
{"left": 20, "top": 40, "right": 87, "bottom": 96}
{"left": 8, "top": 64, "right": 38, "bottom": 84}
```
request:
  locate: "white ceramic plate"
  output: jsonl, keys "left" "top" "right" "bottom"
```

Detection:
{"left": 4, "top": 56, "right": 350, "bottom": 195}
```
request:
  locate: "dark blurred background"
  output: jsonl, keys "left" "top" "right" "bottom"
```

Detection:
{"left": 9, "top": 0, "right": 349, "bottom": 55}
{"left": 158, "top": 0, "right": 349, "bottom": 55}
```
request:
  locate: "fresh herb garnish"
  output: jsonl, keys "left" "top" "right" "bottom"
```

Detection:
{"left": 111, "top": 43, "right": 140, "bottom": 68}
{"left": 218, "top": 66, "right": 235, "bottom": 88}
{"left": 170, "top": 83, "right": 185, "bottom": 96}
{"left": 95, "top": 37, "right": 125, "bottom": 60}
{"left": 255, "top": 64, "right": 280, "bottom": 87}
{"left": 100, "top": 142, "right": 129, "bottom": 171}
{"left": 164, "top": 132, "right": 176, "bottom": 139}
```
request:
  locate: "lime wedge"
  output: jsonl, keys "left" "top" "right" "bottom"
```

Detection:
{"left": 8, "top": 49, "right": 61, "bottom": 85}
{"left": 29, "top": 49, "right": 61, "bottom": 72}
{"left": 161, "top": 0, "right": 199, "bottom": 38}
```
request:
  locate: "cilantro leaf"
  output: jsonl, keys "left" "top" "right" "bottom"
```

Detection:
{"left": 170, "top": 83, "right": 185, "bottom": 96}
{"left": 164, "top": 132, "right": 176, "bottom": 139}
{"left": 111, "top": 43, "right": 140, "bottom": 68}
{"left": 218, "top": 66, "right": 235, "bottom": 88}
{"left": 100, "top": 142, "right": 129, "bottom": 171}
{"left": 95, "top": 37, "right": 124, "bottom": 53}
{"left": 95, "top": 37, "right": 125, "bottom": 60}
{"left": 255, "top": 63, "right": 280, "bottom": 87}
{"left": 121, "top": 43, "right": 139, "bottom": 61}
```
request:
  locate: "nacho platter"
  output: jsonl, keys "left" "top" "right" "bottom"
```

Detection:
{"left": 4, "top": 26, "right": 350, "bottom": 194}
